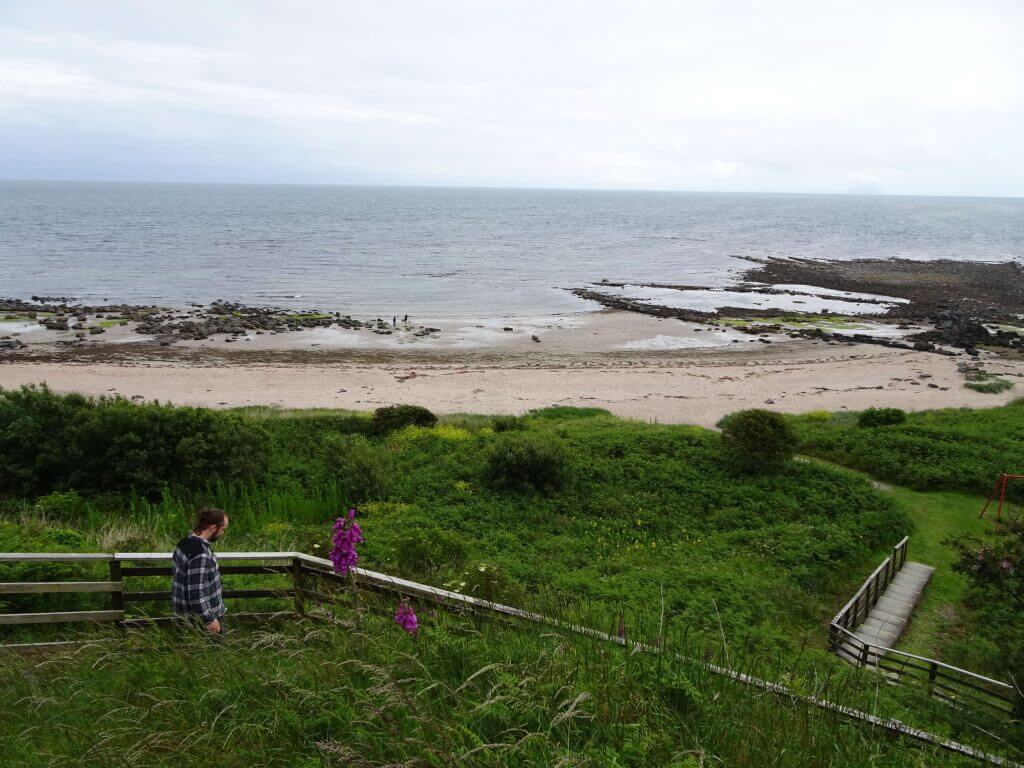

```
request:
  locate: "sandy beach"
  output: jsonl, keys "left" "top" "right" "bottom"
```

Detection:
{"left": 2, "top": 310, "right": 1020, "bottom": 426}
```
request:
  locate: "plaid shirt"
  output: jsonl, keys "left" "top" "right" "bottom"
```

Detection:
{"left": 171, "top": 534, "right": 225, "bottom": 623}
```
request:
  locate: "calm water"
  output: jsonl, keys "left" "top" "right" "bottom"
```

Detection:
{"left": 1, "top": 181, "right": 1021, "bottom": 319}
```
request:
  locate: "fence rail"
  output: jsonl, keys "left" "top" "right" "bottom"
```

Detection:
{"left": 829, "top": 538, "right": 1019, "bottom": 716}
{"left": 1, "top": 550, "right": 1021, "bottom": 767}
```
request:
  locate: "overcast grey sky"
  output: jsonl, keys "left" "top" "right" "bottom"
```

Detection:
{"left": 1, "top": 0, "right": 1021, "bottom": 195}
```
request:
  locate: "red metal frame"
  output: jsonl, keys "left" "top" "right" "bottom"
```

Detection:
{"left": 979, "top": 473, "right": 1024, "bottom": 519}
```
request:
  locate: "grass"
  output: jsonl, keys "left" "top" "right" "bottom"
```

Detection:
{"left": 1, "top": 404, "right": 909, "bottom": 657}
{"left": 3, "top": 393, "right": 1024, "bottom": 763}
{"left": 964, "top": 378, "right": 1015, "bottom": 394}
{"left": 0, "top": 599, "right": 989, "bottom": 767}
{"left": 789, "top": 402, "right": 1024, "bottom": 497}
{"left": 885, "top": 489, "right": 990, "bottom": 660}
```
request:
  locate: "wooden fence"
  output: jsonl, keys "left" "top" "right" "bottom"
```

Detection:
{"left": 1, "top": 550, "right": 1021, "bottom": 767}
{"left": 829, "top": 538, "right": 1019, "bottom": 716}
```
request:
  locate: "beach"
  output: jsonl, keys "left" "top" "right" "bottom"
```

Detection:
{"left": 2, "top": 310, "right": 1020, "bottom": 426}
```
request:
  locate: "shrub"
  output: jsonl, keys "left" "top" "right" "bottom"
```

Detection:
{"left": 857, "top": 408, "right": 907, "bottom": 428}
{"left": 492, "top": 415, "right": 527, "bottom": 432}
{"left": 395, "top": 529, "right": 467, "bottom": 576}
{"left": 0, "top": 385, "right": 270, "bottom": 498}
{"left": 484, "top": 432, "right": 570, "bottom": 492}
{"left": 320, "top": 434, "right": 391, "bottom": 503}
{"left": 370, "top": 404, "right": 437, "bottom": 434}
{"left": 720, "top": 409, "right": 795, "bottom": 472}
{"left": 33, "top": 490, "right": 88, "bottom": 519}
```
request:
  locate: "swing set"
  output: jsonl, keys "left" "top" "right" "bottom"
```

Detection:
{"left": 979, "top": 473, "right": 1024, "bottom": 519}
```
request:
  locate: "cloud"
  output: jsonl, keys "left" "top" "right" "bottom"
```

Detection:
{"left": 0, "top": 0, "right": 1021, "bottom": 194}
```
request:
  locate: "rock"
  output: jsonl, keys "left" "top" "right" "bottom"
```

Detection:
{"left": 503, "top": 327, "right": 514, "bottom": 332}
{"left": 89, "top": 326, "right": 105, "bottom": 335}
{"left": 764, "top": 399, "right": 775, "bottom": 404}
{"left": 531, "top": 335, "right": 540, "bottom": 342}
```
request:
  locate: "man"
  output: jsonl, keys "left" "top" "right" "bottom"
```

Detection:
{"left": 171, "top": 507, "right": 229, "bottom": 633}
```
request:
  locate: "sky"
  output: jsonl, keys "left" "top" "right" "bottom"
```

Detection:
{"left": 0, "top": 0, "right": 1021, "bottom": 196}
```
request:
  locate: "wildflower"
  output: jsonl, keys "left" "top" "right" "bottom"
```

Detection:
{"left": 330, "top": 508, "right": 364, "bottom": 576}
{"left": 395, "top": 599, "right": 418, "bottom": 635}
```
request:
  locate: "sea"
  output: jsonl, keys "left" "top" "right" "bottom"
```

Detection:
{"left": 1, "top": 181, "right": 1021, "bottom": 321}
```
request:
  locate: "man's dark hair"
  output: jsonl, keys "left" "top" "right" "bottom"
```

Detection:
{"left": 194, "top": 507, "right": 227, "bottom": 532}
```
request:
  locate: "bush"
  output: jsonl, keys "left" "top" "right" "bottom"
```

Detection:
{"left": 857, "top": 408, "right": 907, "bottom": 428}
{"left": 370, "top": 404, "right": 437, "bottom": 435}
{"left": 0, "top": 385, "right": 270, "bottom": 498}
{"left": 492, "top": 415, "right": 527, "bottom": 432}
{"left": 720, "top": 409, "right": 795, "bottom": 472}
{"left": 320, "top": 434, "right": 391, "bottom": 504}
{"left": 395, "top": 529, "right": 467, "bottom": 576}
{"left": 484, "top": 432, "right": 570, "bottom": 492}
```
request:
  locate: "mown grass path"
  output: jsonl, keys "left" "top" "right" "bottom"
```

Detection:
{"left": 800, "top": 454, "right": 996, "bottom": 667}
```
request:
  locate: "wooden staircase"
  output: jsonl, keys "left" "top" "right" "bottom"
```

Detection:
{"left": 837, "top": 560, "right": 934, "bottom": 664}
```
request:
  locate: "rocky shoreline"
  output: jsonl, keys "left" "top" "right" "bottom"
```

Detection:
{"left": 571, "top": 258, "right": 1024, "bottom": 357}
{"left": 0, "top": 297, "right": 443, "bottom": 348}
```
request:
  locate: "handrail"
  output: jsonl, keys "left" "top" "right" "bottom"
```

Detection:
{"left": 829, "top": 537, "right": 1018, "bottom": 714}
{"left": 831, "top": 625, "right": 1015, "bottom": 693}
{"left": 832, "top": 536, "right": 909, "bottom": 629}
{"left": 0, "top": 551, "right": 305, "bottom": 563}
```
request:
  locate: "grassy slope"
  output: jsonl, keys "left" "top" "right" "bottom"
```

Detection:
{"left": 0, "top": 609, "right": 974, "bottom": 768}
{"left": 2, "top": 407, "right": 908, "bottom": 657}
{"left": 888, "top": 489, "right": 988, "bottom": 660}
{"left": 788, "top": 402, "right": 1024, "bottom": 498}
{"left": 3, "top": 398, "right": 1022, "bottom": 762}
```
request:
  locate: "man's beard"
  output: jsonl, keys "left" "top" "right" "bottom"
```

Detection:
{"left": 209, "top": 531, "right": 222, "bottom": 542}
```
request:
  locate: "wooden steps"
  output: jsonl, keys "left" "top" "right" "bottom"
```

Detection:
{"left": 839, "top": 561, "right": 934, "bottom": 664}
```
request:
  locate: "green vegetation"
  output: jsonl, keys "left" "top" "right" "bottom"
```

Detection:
{"left": 370, "top": 403, "right": 437, "bottom": 434}
{"left": 484, "top": 430, "right": 570, "bottom": 492}
{"left": 0, "top": 610, "right": 963, "bottom": 768}
{"left": 965, "top": 377, "right": 1015, "bottom": 394}
{"left": 789, "top": 401, "right": 1024, "bottom": 497}
{"left": 4, "top": 388, "right": 1024, "bottom": 763}
{"left": 719, "top": 408, "right": 796, "bottom": 472}
{"left": 0, "top": 385, "right": 270, "bottom": 497}
{"left": 885, "top": 489, "right": 988, "bottom": 661}
{"left": 857, "top": 407, "right": 907, "bottom": 428}
{"left": 0, "top": 390, "right": 905, "bottom": 653}
{"left": 947, "top": 515, "right": 1024, "bottom": 686}
{"left": 718, "top": 314, "right": 869, "bottom": 331}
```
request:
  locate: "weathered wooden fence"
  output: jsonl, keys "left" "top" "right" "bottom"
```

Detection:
{"left": 1, "top": 550, "right": 1021, "bottom": 767}
{"left": 829, "top": 538, "right": 1018, "bottom": 716}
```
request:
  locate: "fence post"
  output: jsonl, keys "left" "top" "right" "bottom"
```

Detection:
{"left": 860, "top": 639, "right": 871, "bottom": 667}
{"left": 928, "top": 661, "right": 937, "bottom": 697}
{"left": 292, "top": 557, "right": 304, "bottom": 616}
{"left": 109, "top": 560, "right": 124, "bottom": 622}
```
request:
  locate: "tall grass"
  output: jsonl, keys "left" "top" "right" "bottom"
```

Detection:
{"left": 0, "top": 604, "right": 986, "bottom": 767}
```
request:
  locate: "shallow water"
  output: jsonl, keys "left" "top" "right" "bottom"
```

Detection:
{"left": 2, "top": 181, "right": 1021, "bottom": 320}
